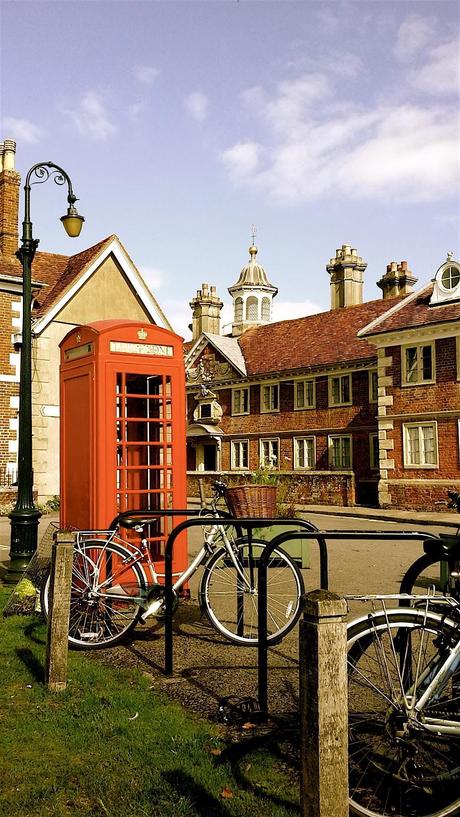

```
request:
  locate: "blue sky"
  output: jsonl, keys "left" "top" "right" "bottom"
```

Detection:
{"left": 2, "top": 0, "right": 459, "bottom": 336}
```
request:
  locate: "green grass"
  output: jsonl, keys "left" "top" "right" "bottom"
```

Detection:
{"left": 0, "top": 586, "right": 299, "bottom": 817}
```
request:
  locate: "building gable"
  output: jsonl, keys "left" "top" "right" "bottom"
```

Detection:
{"left": 54, "top": 254, "right": 151, "bottom": 325}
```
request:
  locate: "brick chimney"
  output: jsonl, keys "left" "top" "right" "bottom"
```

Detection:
{"left": 189, "top": 283, "right": 223, "bottom": 340}
{"left": 0, "top": 139, "right": 20, "bottom": 258}
{"left": 377, "top": 261, "right": 418, "bottom": 299}
{"left": 327, "top": 244, "right": 367, "bottom": 309}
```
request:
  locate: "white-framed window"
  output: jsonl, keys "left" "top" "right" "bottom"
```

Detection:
{"left": 402, "top": 342, "right": 435, "bottom": 385}
{"left": 328, "top": 434, "right": 352, "bottom": 469}
{"left": 329, "top": 373, "right": 352, "bottom": 406}
{"left": 260, "top": 383, "right": 279, "bottom": 413}
{"left": 369, "top": 432, "right": 379, "bottom": 469}
{"left": 369, "top": 369, "right": 378, "bottom": 403}
{"left": 232, "top": 387, "right": 249, "bottom": 415}
{"left": 231, "top": 439, "right": 249, "bottom": 469}
{"left": 260, "top": 438, "right": 279, "bottom": 467}
{"left": 403, "top": 421, "right": 438, "bottom": 468}
{"left": 294, "top": 378, "right": 315, "bottom": 410}
{"left": 293, "top": 436, "right": 316, "bottom": 469}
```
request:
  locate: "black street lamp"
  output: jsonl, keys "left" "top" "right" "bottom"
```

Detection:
{"left": 7, "top": 162, "right": 84, "bottom": 582}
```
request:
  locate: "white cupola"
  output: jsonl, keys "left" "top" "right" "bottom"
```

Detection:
{"left": 228, "top": 234, "right": 277, "bottom": 336}
{"left": 430, "top": 252, "right": 460, "bottom": 306}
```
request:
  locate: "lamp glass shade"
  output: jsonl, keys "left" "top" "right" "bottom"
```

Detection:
{"left": 61, "top": 213, "right": 85, "bottom": 237}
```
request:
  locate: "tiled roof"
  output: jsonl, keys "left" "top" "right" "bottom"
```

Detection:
{"left": 33, "top": 236, "right": 115, "bottom": 316}
{"left": 360, "top": 283, "right": 460, "bottom": 336}
{"left": 237, "top": 297, "right": 402, "bottom": 375}
{"left": 0, "top": 251, "right": 68, "bottom": 288}
{"left": 0, "top": 235, "right": 114, "bottom": 316}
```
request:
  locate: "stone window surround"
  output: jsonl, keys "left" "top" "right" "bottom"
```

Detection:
{"left": 328, "top": 433, "right": 353, "bottom": 469}
{"left": 260, "top": 382, "right": 280, "bottom": 414}
{"left": 259, "top": 437, "right": 279, "bottom": 467}
{"left": 328, "top": 373, "right": 352, "bottom": 407}
{"left": 401, "top": 341, "right": 435, "bottom": 387}
{"left": 231, "top": 386, "right": 250, "bottom": 416}
{"left": 402, "top": 420, "right": 439, "bottom": 469}
{"left": 293, "top": 377, "right": 316, "bottom": 410}
{"left": 231, "top": 439, "right": 249, "bottom": 470}
{"left": 293, "top": 435, "right": 316, "bottom": 469}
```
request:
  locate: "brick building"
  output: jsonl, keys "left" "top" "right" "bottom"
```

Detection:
{"left": 185, "top": 240, "right": 460, "bottom": 510}
{"left": 359, "top": 252, "right": 460, "bottom": 509}
{"left": 0, "top": 139, "right": 171, "bottom": 505}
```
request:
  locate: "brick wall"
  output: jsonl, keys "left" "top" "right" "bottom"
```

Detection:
{"left": 187, "top": 471, "right": 356, "bottom": 507}
{"left": 381, "top": 337, "right": 460, "bottom": 510}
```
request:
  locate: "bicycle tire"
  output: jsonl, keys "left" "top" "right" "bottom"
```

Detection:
{"left": 199, "top": 537, "right": 305, "bottom": 646}
{"left": 41, "top": 539, "right": 148, "bottom": 649}
{"left": 400, "top": 552, "right": 460, "bottom": 598}
{"left": 347, "top": 607, "right": 460, "bottom": 817}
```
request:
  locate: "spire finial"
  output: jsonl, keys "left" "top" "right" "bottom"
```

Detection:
{"left": 251, "top": 224, "right": 257, "bottom": 245}
{"left": 249, "top": 224, "right": 257, "bottom": 258}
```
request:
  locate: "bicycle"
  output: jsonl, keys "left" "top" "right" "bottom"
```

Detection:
{"left": 399, "top": 489, "right": 460, "bottom": 600}
{"left": 41, "top": 480, "right": 305, "bottom": 649}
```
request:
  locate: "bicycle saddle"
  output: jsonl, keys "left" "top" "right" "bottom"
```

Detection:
{"left": 424, "top": 535, "right": 460, "bottom": 557}
{"left": 119, "top": 516, "right": 158, "bottom": 529}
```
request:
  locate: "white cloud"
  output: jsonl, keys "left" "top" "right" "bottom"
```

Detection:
{"left": 394, "top": 15, "right": 433, "bottom": 63}
{"left": 220, "top": 65, "right": 459, "bottom": 204}
{"left": 134, "top": 65, "right": 160, "bottom": 85}
{"left": 220, "top": 141, "right": 261, "bottom": 180}
{"left": 243, "top": 73, "right": 332, "bottom": 137}
{"left": 64, "top": 91, "right": 116, "bottom": 141}
{"left": 185, "top": 91, "right": 209, "bottom": 122}
{"left": 408, "top": 38, "right": 460, "bottom": 95}
{"left": 3, "top": 117, "right": 44, "bottom": 144}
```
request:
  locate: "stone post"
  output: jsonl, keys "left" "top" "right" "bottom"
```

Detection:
{"left": 299, "top": 589, "right": 348, "bottom": 817}
{"left": 45, "top": 532, "right": 75, "bottom": 692}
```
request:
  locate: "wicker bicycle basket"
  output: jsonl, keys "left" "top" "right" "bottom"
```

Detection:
{"left": 225, "top": 484, "right": 277, "bottom": 519}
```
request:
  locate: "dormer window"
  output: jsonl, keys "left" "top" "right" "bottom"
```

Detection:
{"left": 441, "top": 265, "right": 460, "bottom": 290}
{"left": 430, "top": 253, "right": 460, "bottom": 306}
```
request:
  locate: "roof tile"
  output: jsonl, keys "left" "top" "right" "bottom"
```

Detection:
{"left": 238, "top": 297, "right": 403, "bottom": 374}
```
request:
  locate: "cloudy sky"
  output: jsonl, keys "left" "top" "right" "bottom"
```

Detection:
{"left": 2, "top": 0, "right": 459, "bottom": 335}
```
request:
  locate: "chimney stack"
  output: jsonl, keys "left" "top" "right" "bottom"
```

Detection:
{"left": 0, "top": 138, "right": 20, "bottom": 257}
{"left": 189, "top": 283, "right": 223, "bottom": 340}
{"left": 377, "top": 261, "right": 418, "bottom": 299}
{"left": 327, "top": 244, "right": 367, "bottom": 309}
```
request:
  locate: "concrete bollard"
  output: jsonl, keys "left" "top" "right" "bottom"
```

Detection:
{"left": 44, "top": 532, "right": 75, "bottom": 693}
{"left": 299, "top": 589, "right": 348, "bottom": 817}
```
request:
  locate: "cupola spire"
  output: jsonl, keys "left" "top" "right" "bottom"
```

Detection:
{"left": 228, "top": 229, "right": 278, "bottom": 336}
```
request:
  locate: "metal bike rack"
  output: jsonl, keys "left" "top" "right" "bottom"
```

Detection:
{"left": 256, "top": 528, "right": 441, "bottom": 718}
{"left": 162, "top": 516, "right": 325, "bottom": 675}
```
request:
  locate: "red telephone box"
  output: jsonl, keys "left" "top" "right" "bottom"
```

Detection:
{"left": 59, "top": 319, "right": 187, "bottom": 574}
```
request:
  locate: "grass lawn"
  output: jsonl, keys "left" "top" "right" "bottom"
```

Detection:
{"left": 0, "top": 586, "right": 299, "bottom": 817}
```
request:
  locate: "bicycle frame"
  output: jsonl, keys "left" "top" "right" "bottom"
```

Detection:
{"left": 74, "top": 517, "right": 255, "bottom": 622}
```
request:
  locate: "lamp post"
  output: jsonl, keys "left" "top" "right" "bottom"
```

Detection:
{"left": 7, "top": 162, "right": 84, "bottom": 581}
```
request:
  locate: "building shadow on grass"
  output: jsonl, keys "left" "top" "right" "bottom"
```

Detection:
{"left": 16, "top": 647, "right": 44, "bottom": 683}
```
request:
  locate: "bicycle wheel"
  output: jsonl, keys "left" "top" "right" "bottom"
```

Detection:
{"left": 400, "top": 552, "right": 460, "bottom": 599}
{"left": 41, "top": 539, "right": 148, "bottom": 649}
{"left": 347, "top": 607, "right": 460, "bottom": 817}
{"left": 200, "top": 537, "right": 304, "bottom": 646}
